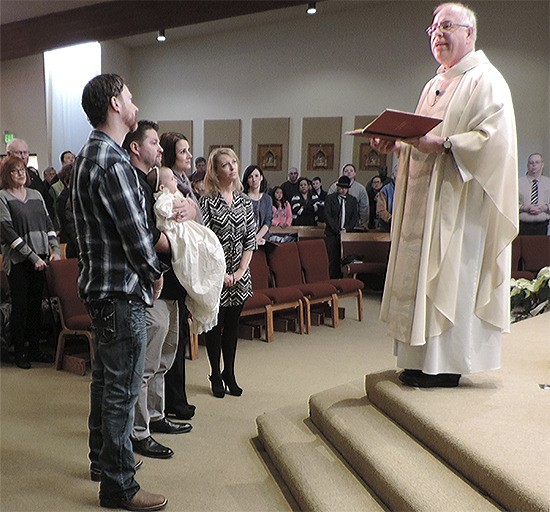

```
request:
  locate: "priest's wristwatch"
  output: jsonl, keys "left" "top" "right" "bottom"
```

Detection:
{"left": 443, "top": 137, "right": 452, "bottom": 154}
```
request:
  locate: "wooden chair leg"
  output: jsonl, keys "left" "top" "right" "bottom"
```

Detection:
{"left": 265, "top": 305, "right": 274, "bottom": 343}
{"left": 303, "top": 297, "right": 312, "bottom": 334}
{"left": 357, "top": 289, "right": 364, "bottom": 321}
{"left": 298, "top": 301, "right": 305, "bottom": 335}
{"left": 331, "top": 294, "right": 339, "bottom": 328}
{"left": 187, "top": 317, "right": 199, "bottom": 360}
{"left": 55, "top": 332, "right": 66, "bottom": 371}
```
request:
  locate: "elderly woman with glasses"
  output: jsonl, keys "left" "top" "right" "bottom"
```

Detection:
{"left": 0, "top": 156, "right": 60, "bottom": 369}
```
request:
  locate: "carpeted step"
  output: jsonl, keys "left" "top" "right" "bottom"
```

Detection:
{"left": 366, "top": 369, "right": 550, "bottom": 512}
{"left": 257, "top": 404, "right": 385, "bottom": 511}
{"left": 309, "top": 381, "right": 499, "bottom": 512}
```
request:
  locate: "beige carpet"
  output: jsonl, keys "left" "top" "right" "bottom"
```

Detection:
{"left": 0, "top": 295, "right": 394, "bottom": 512}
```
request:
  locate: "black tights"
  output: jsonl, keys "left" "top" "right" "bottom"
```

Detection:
{"left": 205, "top": 304, "right": 243, "bottom": 379}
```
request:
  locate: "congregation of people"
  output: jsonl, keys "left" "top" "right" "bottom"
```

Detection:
{"left": 0, "top": 2, "right": 548, "bottom": 510}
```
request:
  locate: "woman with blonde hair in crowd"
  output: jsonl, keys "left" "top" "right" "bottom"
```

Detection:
{"left": 199, "top": 148, "right": 256, "bottom": 398}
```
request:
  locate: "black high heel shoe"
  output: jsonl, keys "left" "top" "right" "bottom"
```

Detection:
{"left": 221, "top": 370, "right": 243, "bottom": 397}
{"left": 209, "top": 374, "right": 225, "bottom": 398}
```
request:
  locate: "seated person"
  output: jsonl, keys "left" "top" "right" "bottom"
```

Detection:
{"left": 150, "top": 166, "right": 226, "bottom": 334}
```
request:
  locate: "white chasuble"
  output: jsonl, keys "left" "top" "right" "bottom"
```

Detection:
{"left": 380, "top": 50, "right": 518, "bottom": 374}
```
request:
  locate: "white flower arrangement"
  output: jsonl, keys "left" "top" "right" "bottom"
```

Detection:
{"left": 510, "top": 266, "right": 550, "bottom": 322}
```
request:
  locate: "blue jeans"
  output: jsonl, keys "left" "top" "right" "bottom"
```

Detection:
{"left": 87, "top": 298, "right": 146, "bottom": 501}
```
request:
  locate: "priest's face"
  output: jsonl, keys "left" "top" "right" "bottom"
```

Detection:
{"left": 429, "top": 6, "right": 474, "bottom": 69}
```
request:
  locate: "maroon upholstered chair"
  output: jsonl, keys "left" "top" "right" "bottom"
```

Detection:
{"left": 248, "top": 248, "right": 305, "bottom": 342}
{"left": 297, "top": 239, "right": 364, "bottom": 322}
{"left": 47, "top": 258, "right": 93, "bottom": 371}
{"left": 520, "top": 235, "right": 550, "bottom": 275}
{"left": 266, "top": 242, "right": 339, "bottom": 333}
{"left": 511, "top": 236, "right": 535, "bottom": 280}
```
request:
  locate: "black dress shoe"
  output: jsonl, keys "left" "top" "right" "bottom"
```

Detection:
{"left": 149, "top": 417, "right": 192, "bottom": 434}
{"left": 91, "top": 458, "right": 143, "bottom": 481}
{"left": 399, "top": 371, "right": 461, "bottom": 388}
{"left": 166, "top": 404, "right": 196, "bottom": 420}
{"left": 132, "top": 436, "right": 174, "bottom": 459}
{"left": 29, "top": 351, "right": 55, "bottom": 364}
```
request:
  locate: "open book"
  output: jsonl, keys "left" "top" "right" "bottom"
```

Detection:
{"left": 346, "top": 109, "right": 442, "bottom": 140}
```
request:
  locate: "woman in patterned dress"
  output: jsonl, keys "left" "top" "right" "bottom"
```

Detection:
{"left": 199, "top": 148, "right": 256, "bottom": 398}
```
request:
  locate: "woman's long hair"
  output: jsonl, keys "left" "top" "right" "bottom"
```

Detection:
{"left": 270, "top": 186, "right": 287, "bottom": 208}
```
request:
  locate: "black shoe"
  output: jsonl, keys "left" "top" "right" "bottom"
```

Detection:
{"left": 221, "top": 370, "right": 243, "bottom": 397}
{"left": 29, "top": 351, "right": 55, "bottom": 364}
{"left": 399, "top": 371, "right": 461, "bottom": 388}
{"left": 15, "top": 355, "right": 31, "bottom": 369}
{"left": 166, "top": 404, "right": 196, "bottom": 420}
{"left": 91, "top": 458, "right": 143, "bottom": 482}
{"left": 131, "top": 436, "right": 173, "bottom": 459}
{"left": 209, "top": 374, "right": 225, "bottom": 398}
{"left": 149, "top": 417, "right": 192, "bottom": 435}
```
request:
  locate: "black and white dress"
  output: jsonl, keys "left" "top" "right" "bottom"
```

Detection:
{"left": 199, "top": 191, "right": 256, "bottom": 306}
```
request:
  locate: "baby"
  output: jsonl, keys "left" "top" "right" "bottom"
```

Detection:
{"left": 152, "top": 166, "right": 226, "bottom": 334}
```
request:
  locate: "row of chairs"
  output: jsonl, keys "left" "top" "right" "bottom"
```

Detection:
{"left": 9, "top": 238, "right": 364, "bottom": 371}
{"left": 242, "top": 239, "right": 364, "bottom": 343}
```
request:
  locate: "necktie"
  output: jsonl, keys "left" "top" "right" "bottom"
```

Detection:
{"left": 530, "top": 179, "right": 539, "bottom": 205}
{"left": 339, "top": 196, "right": 346, "bottom": 230}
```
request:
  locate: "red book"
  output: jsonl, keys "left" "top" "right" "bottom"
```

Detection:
{"left": 346, "top": 109, "right": 442, "bottom": 140}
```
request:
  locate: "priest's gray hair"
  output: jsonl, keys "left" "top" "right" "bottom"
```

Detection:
{"left": 434, "top": 3, "right": 477, "bottom": 41}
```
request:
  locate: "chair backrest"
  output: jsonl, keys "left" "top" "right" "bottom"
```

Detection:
{"left": 520, "top": 235, "right": 550, "bottom": 273}
{"left": 266, "top": 242, "right": 303, "bottom": 287}
{"left": 296, "top": 239, "right": 330, "bottom": 283}
{"left": 249, "top": 248, "right": 271, "bottom": 290}
{"left": 511, "top": 236, "right": 522, "bottom": 271}
{"left": 48, "top": 258, "right": 88, "bottom": 323}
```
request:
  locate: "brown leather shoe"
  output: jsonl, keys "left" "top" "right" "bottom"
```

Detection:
{"left": 100, "top": 488, "right": 167, "bottom": 511}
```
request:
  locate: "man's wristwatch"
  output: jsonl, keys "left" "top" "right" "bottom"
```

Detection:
{"left": 443, "top": 137, "right": 452, "bottom": 154}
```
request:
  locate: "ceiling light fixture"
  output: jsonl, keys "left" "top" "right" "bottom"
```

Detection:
{"left": 307, "top": 2, "right": 317, "bottom": 15}
{"left": 157, "top": 29, "right": 166, "bottom": 42}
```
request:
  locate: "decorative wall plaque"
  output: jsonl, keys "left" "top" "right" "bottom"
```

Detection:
{"left": 307, "top": 143, "right": 334, "bottom": 171}
{"left": 257, "top": 144, "right": 282, "bottom": 171}
{"left": 359, "top": 142, "right": 387, "bottom": 172}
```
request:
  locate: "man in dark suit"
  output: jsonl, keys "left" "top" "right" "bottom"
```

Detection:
{"left": 324, "top": 176, "right": 359, "bottom": 278}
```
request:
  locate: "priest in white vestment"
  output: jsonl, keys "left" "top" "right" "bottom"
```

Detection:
{"left": 373, "top": 2, "right": 518, "bottom": 387}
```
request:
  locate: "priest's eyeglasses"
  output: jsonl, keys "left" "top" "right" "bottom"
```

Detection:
{"left": 426, "top": 20, "right": 470, "bottom": 37}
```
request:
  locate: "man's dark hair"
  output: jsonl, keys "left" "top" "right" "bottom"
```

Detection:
{"left": 122, "top": 120, "right": 159, "bottom": 154}
{"left": 195, "top": 156, "right": 206, "bottom": 165}
{"left": 81, "top": 74, "right": 125, "bottom": 128}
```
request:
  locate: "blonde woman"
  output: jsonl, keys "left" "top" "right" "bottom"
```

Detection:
{"left": 199, "top": 149, "right": 256, "bottom": 398}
